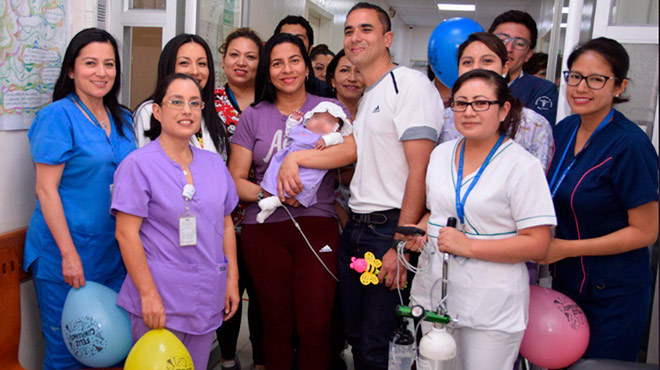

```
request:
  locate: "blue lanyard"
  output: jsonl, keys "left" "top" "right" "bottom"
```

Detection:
{"left": 548, "top": 108, "right": 614, "bottom": 198}
{"left": 69, "top": 93, "right": 106, "bottom": 128}
{"left": 455, "top": 134, "right": 506, "bottom": 227}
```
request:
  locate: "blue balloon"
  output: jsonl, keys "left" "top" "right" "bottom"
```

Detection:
{"left": 61, "top": 281, "right": 132, "bottom": 368}
{"left": 428, "top": 17, "right": 484, "bottom": 88}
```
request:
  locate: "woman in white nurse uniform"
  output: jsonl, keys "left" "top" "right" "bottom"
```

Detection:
{"left": 409, "top": 69, "right": 556, "bottom": 370}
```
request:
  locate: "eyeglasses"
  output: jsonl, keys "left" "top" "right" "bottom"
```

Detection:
{"left": 494, "top": 33, "right": 531, "bottom": 50}
{"left": 449, "top": 100, "right": 502, "bottom": 112}
{"left": 563, "top": 71, "right": 618, "bottom": 90}
{"left": 162, "top": 99, "right": 205, "bottom": 110}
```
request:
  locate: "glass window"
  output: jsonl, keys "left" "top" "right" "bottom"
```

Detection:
{"left": 129, "top": 0, "right": 166, "bottom": 10}
{"left": 122, "top": 27, "right": 163, "bottom": 110}
{"left": 610, "top": 0, "right": 658, "bottom": 26}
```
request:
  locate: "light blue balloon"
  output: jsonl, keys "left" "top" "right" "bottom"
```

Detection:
{"left": 428, "top": 17, "right": 484, "bottom": 88}
{"left": 61, "top": 281, "right": 132, "bottom": 368}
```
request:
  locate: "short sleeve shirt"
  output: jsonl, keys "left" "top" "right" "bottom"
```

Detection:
{"left": 111, "top": 139, "right": 238, "bottom": 334}
{"left": 509, "top": 72, "right": 558, "bottom": 125}
{"left": 25, "top": 94, "right": 136, "bottom": 282}
{"left": 349, "top": 66, "right": 445, "bottom": 213}
{"left": 411, "top": 139, "right": 556, "bottom": 332}
{"left": 548, "top": 110, "right": 658, "bottom": 294}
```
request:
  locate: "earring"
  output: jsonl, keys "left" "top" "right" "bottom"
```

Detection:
{"left": 306, "top": 74, "right": 309, "bottom": 82}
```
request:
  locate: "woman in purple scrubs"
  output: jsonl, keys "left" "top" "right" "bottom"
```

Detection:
{"left": 112, "top": 73, "right": 239, "bottom": 369}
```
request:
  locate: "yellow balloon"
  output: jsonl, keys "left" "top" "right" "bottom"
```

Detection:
{"left": 124, "top": 329, "right": 194, "bottom": 369}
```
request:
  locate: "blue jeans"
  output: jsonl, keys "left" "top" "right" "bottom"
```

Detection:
{"left": 338, "top": 210, "right": 411, "bottom": 370}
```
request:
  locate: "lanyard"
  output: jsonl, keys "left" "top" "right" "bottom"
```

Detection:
{"left": 69, "top": 93, "right": 106, "bottom": 128}
{"left": 548, "top": 108, "right": 614, "bottom": 198}
{"left": 455, "top": 134, "right": 505, "bottom": 227}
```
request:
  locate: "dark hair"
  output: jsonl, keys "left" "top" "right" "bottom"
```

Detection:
{"left": 523, "top": 52, "right": 548, "bottom": 75}
{"left": 567, "top": 37, "right": 629, "bottom": 103}
{"left": 52, "top": 28, "right": 130, "bottom": 137}
{"left": 427, "top": 65, "right": 436, "bottom": 81}
{"left": 451, "top": 69, "right": 522, "bottom": 138}
{"left": 310, "top": 44, "right": 335, "bottom": 61}
{"left": 219, "top": 27, "right": 263, "bottom": 57}
{"left": 324, "top": 49, "right": 346, "bottom": 86}
{"left": 274, "top": 15, "right": 314, "bottom": 50}
{"left": 457, "top": 32, "right": 508, "bottom": 67}
{"left": 148, "top": 74, "right": 203, "bottom": 138}
{"left": 347, "top": 2, "right": 391, "bottom": 33}
{"left": 253, "top": 33, "right": 313, "bottom": 105}
{"left": 488, "top": 10, "right": 538, "bottom": 50}
{"left": 142, "top": 34, "right": 228, "bottom": 155}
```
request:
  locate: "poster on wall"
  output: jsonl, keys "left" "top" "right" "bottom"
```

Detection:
{"left": 197, "top": 0, "right": 242, "bottom": 86}
{"left": 0, "top": 0, "right": 68, "bottom": 131}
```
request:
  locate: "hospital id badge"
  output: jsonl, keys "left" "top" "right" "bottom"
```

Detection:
{"left": 179, "top": 215, "right": 197, "bottom": 246}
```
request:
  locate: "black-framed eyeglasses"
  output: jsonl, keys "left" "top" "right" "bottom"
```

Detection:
{"left": 494, "top": 33, "right": 531, "bottom": 50}
{"left": 563, "top": 71, "right": 618, "bottom": 90}
{"left": 162, "top": 98, "right": 205, "bottom": 110}
{"left": 449, "top": 100, "right": 502, "bottom": 112}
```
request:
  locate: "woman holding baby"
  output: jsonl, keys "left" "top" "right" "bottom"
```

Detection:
{"left": 227, "top": 33, "right": 356, "bottom": 370}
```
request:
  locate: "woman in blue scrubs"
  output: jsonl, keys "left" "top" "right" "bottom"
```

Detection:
{"left": 25, "top": 28, "right": 135, "bottom": 369}
{"left": 543, "top": 37, "right": 658, "bottom": 361}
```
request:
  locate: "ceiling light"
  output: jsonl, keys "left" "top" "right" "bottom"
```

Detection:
{"left": 562, "top": 7, "right": 569, "bottom": 13}
{"left": 437, "top": 4, "right": 476, "bottom": 11}
{"left": 560, "top": 23, "right": 567, "bottom": 28}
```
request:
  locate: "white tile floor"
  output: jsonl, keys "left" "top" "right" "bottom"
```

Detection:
{"left": 209, "top": 296, "right": 354, "bottom": 370}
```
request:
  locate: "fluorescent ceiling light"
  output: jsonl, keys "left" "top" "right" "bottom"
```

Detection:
{"left": 437, "top": 4, "right": 476, "bottom": 11}
{"left": 562, "top": 7, "right": 569, "bottom": 13}
{"left": 560, "top": 23, "right": 567, "bottom": 28}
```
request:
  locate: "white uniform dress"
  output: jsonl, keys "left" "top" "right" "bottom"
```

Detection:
{"left": 410, "top": 138, "right": 556, "bottom": 370}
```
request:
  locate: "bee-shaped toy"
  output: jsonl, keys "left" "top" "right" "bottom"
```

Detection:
{"left": 349, "top": 251, "right": 382, "bottom": 285}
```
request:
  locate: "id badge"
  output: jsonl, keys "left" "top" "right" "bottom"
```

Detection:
{"left": 179, "top": 215, "right": 197, "bottom": 246}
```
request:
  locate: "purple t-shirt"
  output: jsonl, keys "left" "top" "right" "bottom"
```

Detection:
{"left": 110, "top": 138, "right": 238, "bottom": 335}
{"left": 231, "top": 94, "right": 348, "bottom": 224}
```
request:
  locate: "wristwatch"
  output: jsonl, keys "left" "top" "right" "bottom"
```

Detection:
{"left": 257, "top": 190, "right": 264, "bottom": 202}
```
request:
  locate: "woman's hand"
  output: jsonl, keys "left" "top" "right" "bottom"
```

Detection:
{"left": 62, "top": 252, "right": 86, "bottom": 289}
{"left": 141, "top": 290, "right": 166, "bottom": 329}
{"left": 277, "top": 153, "right": 303, "bottom": 200}
{"left": 537, "top": 238, "right": 573, "bottom": 264}
{"left": 437, "top": 227, "right": 472, "bottom": 257}
{"left": 282, "top": 197, "right": 301, "bottom": 207}
{"left": 224, "top": 277, "right": 240, "bottom": 321}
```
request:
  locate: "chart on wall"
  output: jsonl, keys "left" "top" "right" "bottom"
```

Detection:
{"left": 197, "top": 0, "right": 242, "bottom": 86}
{"left": 0, "top": 0, "right": 67, "bottom": 130}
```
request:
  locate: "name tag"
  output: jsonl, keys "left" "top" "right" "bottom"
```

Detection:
{"left": 179, "top": 215, "right": 197, "bottom": 247}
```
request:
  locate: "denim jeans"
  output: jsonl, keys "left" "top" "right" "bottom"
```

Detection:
{"left": 338, "top": 210, "right": 411, "bottom": 370}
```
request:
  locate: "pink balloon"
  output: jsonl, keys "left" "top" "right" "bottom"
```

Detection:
{"left": 521, "top": 286, "right": 590, "bottom": 369}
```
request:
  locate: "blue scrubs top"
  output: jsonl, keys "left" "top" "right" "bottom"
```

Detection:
{"left": 25, "top": 93, "right": 136, "bottom": 283}
{"left": 547, "top": 110, "right": 658, "bottom": 296}
{"left": 509, "top": 72, "right": 558, "bottom": 125}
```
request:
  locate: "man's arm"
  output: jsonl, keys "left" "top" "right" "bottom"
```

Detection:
{"left": 379, "top": 138, "right": 435, "bottom": 289}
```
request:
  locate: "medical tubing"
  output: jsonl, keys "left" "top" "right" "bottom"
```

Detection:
{"left": 281, "top": 206, "right": 339, "bottom": 282}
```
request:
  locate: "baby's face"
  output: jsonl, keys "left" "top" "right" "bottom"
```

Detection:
{"left": 306, "top": 112, "right": 339, "bottom": 135}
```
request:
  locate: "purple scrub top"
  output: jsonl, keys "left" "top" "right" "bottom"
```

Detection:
{"left": 111, "top": 138, "right": 239, "bottom": 335}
